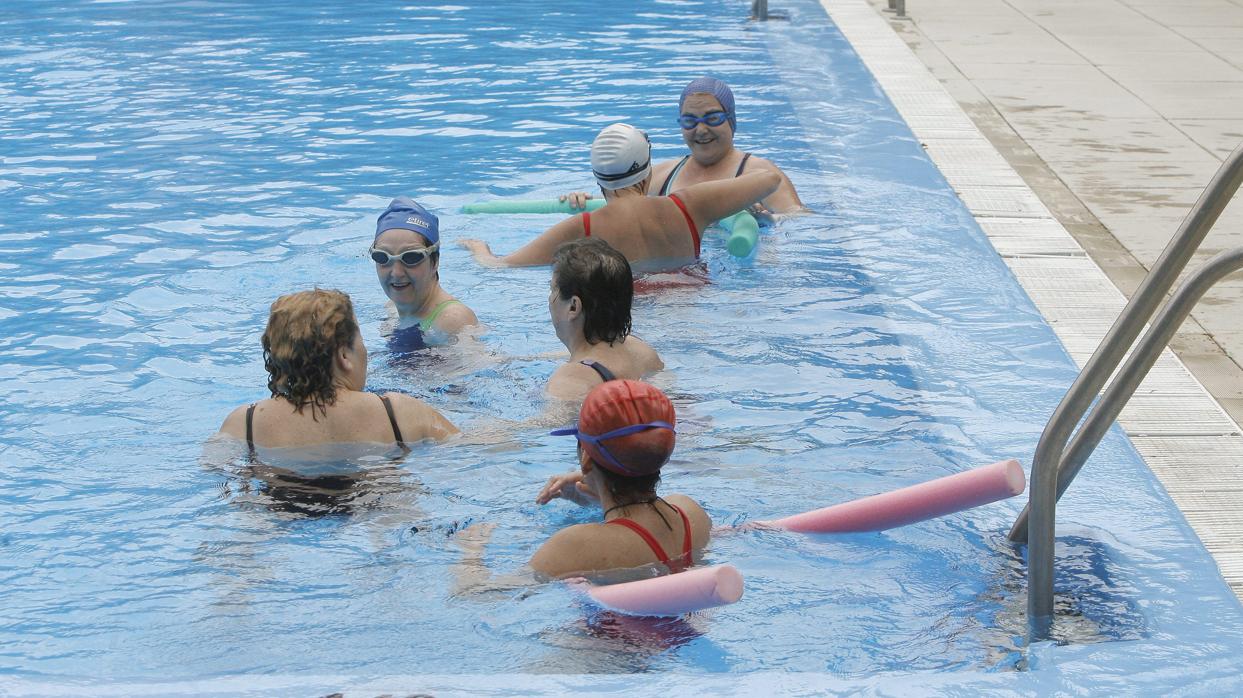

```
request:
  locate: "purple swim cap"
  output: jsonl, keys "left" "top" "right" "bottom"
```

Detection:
{"left": 679, "top": 77, "right": 736, "bottom": 132}
{"left": 375, "top": 196, "right": 439, "bottom": 245}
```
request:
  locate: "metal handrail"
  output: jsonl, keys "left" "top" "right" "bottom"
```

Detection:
{"left": 1004, "top": 144, "right": 1243, "bottom": 640}
{"left": 1010, "top": 143, "right": 1243, "bottom": 639}
{"left": 1042, "top": 248, "right": 1243, "bottom": 514}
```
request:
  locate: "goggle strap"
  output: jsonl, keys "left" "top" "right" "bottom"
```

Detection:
{"left": 593, "top": 158, "right": 650, "bottom": 183}
{"left": 549, "top": 421, "right": 676, "bottom": 476}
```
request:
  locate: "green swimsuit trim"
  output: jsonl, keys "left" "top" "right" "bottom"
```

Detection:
{"left": 418, "top": 299, "right": 463, "bottom": 331}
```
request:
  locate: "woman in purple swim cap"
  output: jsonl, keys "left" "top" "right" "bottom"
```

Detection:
{"left": 563, "top": 77, "right": 804, "bottom": 215}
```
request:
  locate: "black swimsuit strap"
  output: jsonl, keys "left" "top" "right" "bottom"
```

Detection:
{"left": 580, "top": 360, "right": 617, "bottom": 383}
{"left": 602, "top": 496, "right": 674, "bottom": 531}
{"left": 658, "top": 155, "right": 691, "bottom": 196}
{"left": 379, "top": 394, "right": 407, "bottom": 449}
{"left": 734, "top": 151, "right": 751, "bottom": 177}
{"left": 245, "top": 403, "right": 257, "bottom": 459}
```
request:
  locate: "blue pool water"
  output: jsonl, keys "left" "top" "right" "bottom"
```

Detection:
{"left": 3, "top": 0, "right": 1243, "bottom": 693}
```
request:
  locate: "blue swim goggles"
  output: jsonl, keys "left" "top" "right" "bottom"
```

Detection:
{"left": 678, "top": 111, "right": 731, "bottom": 129}
{"left": 551, "top": 421, "right": 676, "bottom": 476}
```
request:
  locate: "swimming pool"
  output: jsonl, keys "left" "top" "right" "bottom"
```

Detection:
{"left": 3, "top": 0, "right": 1243, "bottom": 693}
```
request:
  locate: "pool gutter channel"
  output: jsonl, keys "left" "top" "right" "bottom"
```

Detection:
{"left": 817, "top": 0, "right": 1243, "bottom": 600}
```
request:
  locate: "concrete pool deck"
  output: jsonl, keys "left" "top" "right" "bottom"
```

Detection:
{"left": 815, "top": 0, "right": 1243, "bottom": 598}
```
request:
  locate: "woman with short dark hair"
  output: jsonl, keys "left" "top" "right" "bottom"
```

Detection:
{"left": 546, "top": 238, "right": 663, "bottom": 401}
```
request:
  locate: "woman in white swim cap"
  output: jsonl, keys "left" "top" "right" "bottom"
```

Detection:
{"left": 461, "top": 122, "right": 780, "bottom": 270}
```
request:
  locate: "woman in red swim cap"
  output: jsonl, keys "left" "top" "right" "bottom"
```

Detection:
{"left": 531, "top": 379, "right": 711, "bottom": 579}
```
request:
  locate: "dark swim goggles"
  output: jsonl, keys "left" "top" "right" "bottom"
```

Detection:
{"left": 369, "top": 243, "right": 439, "bottom": 266}
{"left": 678, "top": 111, "right": 730, "bottom": 129}
{"left": 550, "top": 421, "right": 676, "bottom": 476}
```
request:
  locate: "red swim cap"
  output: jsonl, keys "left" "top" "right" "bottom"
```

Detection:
{"left": 577, "top": 380, "right": 676, "bottom": 476}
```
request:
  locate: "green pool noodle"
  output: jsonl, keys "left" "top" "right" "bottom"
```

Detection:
{"left": 460, "top": 199, "right": 606, "bottom": 214}
{"left": 719, "top": 210, "right": 760, "bottom": 258}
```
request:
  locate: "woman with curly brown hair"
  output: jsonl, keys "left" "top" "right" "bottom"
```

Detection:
{"left": 218, "top": 288, "right": 457, "bottom": 453}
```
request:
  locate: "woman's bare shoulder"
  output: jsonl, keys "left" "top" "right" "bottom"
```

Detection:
{"left": 382, "top": 391, "right": 459, "bottom": 440}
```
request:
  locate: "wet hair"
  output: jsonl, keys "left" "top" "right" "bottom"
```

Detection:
{"left": 599, "top": 465, "right": 661, "bottom": 503}
{"left": 552, "top": 238, "right": 632, "bottom": 345}
{"left": 262, "top": 288, "right": 359, "bottom": 417}
{"left": 592, "top": 452, "right": 671, "bottom": 530}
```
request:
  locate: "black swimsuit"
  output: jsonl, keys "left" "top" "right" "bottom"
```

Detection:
{"left": 579, "top": 360, "right": 617, "bottom": 383}
{"left": 657, "top": 151, "right": 752, "bottom": 196}
{"left": 245, "top": 394, "right": 407, "bottom": 459}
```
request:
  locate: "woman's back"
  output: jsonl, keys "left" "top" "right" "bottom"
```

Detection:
{"left": 548, "top": 339, "right": 663, "bottom": 401}
{"left": 587, "top": 195, "right": 701, "bottom": 266}
{"left": 221, "top": 391, "right": 456, "bottom": 449}
{"left": 533, "top": 494, "right": 712, "bottom": 577}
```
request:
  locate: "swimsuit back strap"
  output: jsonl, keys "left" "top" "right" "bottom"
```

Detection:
{"left": 658, "top": 155, "right": 691, "bottom": 196}
{"left": 245, "top": 403, "right": 257, "bottom": 458}
{"left": 579, "top": 359, "right": 617, "bottom": 383}
{"left": 666, "top": 193, "right": 701, "bottom": 257}
{"left": 734, "top": 151, "right": 752, "bottom": 178}
{"left": 418, "top": 299, "right": 463, "bottom": 331}
{"left": 606, "top": 517, "right": 671, "bottom": 564}
{"left": 378, "top": 394, "right": 408, "bottom": 449}
{"left": 582, "top": 211, "right": 591, "bottom": 238}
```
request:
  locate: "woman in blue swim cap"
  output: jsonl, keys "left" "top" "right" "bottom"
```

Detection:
{"left": 659, "top": 77, "right": 804, "bottom": 213}
{"left": 373, "top": 197, "right": 478, "bottom": 345}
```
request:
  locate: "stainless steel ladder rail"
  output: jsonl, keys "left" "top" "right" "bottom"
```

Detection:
{"left": 1008, "top": 143, "right": 1243, "bottom": 639}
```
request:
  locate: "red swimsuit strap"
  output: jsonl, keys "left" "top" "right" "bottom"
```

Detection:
{"left": 607, "top": 518, "right": 670, "bottom": 564}
{"left": 666, "top": 193, "right": 700, "bottom": 257}
{"left": 606, "top": 502, "right": 694, "bottom": 570}
{"left": 582, "top": 211, "right": 591, "bottom": 237}
{"left": 673, "top": 503, "right": 692, "bottom": 561}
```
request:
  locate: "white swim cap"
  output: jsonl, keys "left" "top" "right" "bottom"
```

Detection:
{"left": 591, "top": 123, "right": 652, "bottom": 190}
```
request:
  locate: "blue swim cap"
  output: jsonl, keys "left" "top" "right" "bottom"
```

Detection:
{"left": 679, "top": 77, "right": 736, "bottom": 133}
{"left": 376, "top": 196, "right": 439, "bottom": 245}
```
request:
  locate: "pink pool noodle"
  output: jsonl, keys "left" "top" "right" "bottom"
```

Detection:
{"left": 573, "top": 564, "right": 744, "bottom": 617}
{"left": 761, "top": 459, "right": 1025, "bottom": 533}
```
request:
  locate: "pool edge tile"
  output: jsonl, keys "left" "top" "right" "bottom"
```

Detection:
{"left": 817, "top": 0, "right": 1243, "bottom": 600}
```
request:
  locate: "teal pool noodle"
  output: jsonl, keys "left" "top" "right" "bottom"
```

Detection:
{"left": 461, "top": 199, "right": 606, "bottom": 214}
{"left": 719, "top": 210, "right": 760, "bottom": 258}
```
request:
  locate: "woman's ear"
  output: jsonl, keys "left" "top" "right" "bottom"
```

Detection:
{"left": 336, "top": 342, "right": 355, "bottom": 374}
{"left": 568, "top": 295, "right": 581, "bottom": 316}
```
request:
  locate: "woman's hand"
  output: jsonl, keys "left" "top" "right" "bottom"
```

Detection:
{"left": 558, "top": 191, "right": 594, "bottom": 211}
{"left": 536, "top": 471, "right": 599, "bottom": 507}
{"left": 746, "top": 203, "right": 776, "bottom": 227}
{"left": 459, "top": 238, "right": 503, "bottom": 267}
